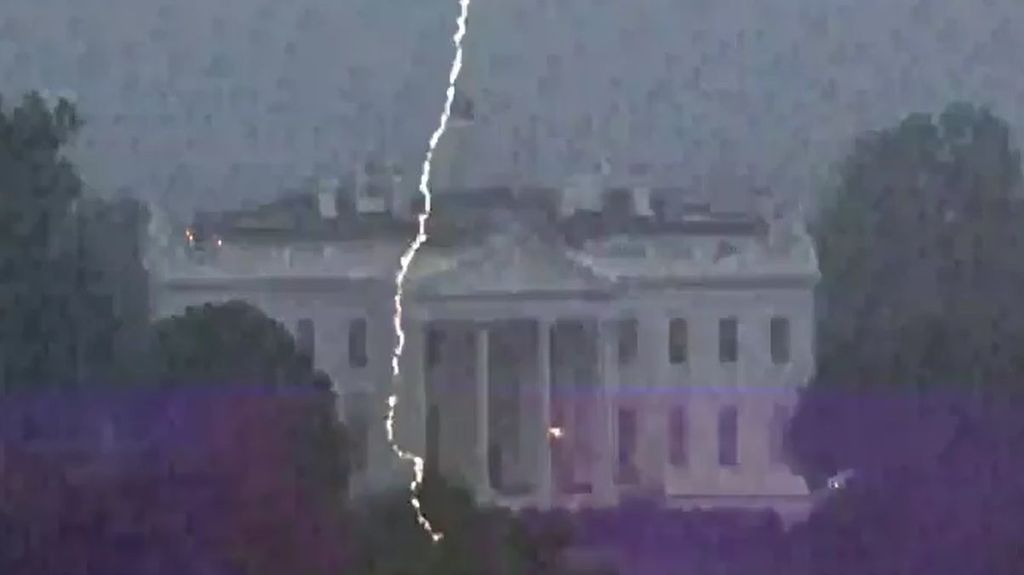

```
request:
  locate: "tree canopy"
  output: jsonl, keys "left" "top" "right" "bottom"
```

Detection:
{"left": 0, "top": 91, "right": 146, "bottom": 391}
{"left": 814, "top": 102, "right": 1024, "bottom": 389}
{"left": 150, "top": 300, "right": 329, "bottom": 388}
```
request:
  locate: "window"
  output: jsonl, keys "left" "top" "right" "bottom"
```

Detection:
{"left": 427, "top": 327, "right": 443, "bottom": 367}
{"left": 617, "top": 408, "right": 639, "bottom": 484}
{"left": 668, "top": 406, "right": 688, "bottom": 467}
{"left": 770, "top": 404, "right": 791, "bottom": 464}
{"left": 618, "top": 318, "right": 638, "bottom": 364}
{"left": 344, "top": 391, "right": 370, "bottom": 472}
{"left": 296, "top": 318, "right": 315, "bottom": 362}
{"left": 669, "top": 318, "right": 688, "bottom": 364}
{"left": 770, "top": 317, "right": 791, "bottom": 364}
{"left": 348, "top": 318, "right": 368, "bottom": 368}
{"left": 719, "top": 317, "right": 738, "bottom": 364}
{"left": 718, "top": 405, "right": 739, "bottom": 467}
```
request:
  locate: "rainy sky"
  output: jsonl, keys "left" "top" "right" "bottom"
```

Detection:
{"left": 2, "top": 0, "right": 1023, "bottom": 218}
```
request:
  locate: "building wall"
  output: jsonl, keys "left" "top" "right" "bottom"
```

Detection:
{"left": 152, "top": 275, "right": 814, "bottom": 503}
{"left": 610, "top": 284, "right": 814, "bottom": 499}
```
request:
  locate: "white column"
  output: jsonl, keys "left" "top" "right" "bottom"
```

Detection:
{"left": 475, "top": 324, "right": 492, "bottom": 501}
{"left": 537, "top": 319, "right": 553, "bottom": 509}
{"left": 595, "top": 319, "right": 619, "bottom": 506}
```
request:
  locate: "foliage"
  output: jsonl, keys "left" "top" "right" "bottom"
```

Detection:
{"left": 0, "top": 91, "right": 146, "bottom": 391}
{"left": 813, "top": 102, "right": 1024, "bottom": 389}
{"left": 150, "top": 299, "right": 327, "bottom": 388}
{"left": 0, "top": 388, "right": 351, "bottom": 575}
{"left": 346, "top": 472, "right": 590, "bottom": 575}
{"left": 148, "top": 300, "right": 350, "bottom": 516}
{"left": 786, "top": 389, "right": 1024, "bottom": 575}
{"left": 0, "top": 92, "right": 84, "bottom": 388}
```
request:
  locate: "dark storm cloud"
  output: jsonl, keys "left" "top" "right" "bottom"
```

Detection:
{"left": 2, "top": 0, "right": 1023, "bottom": 217}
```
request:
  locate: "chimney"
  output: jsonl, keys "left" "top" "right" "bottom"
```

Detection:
{"left": 354, "top": 161, "right": 390, "bottom": 214}
{"left": 560, "top": 168, "right": 605, "bottom": 218}
{"left": 632, "top": 186, "right": 654, "bottom": 217}
{"left": 317, "top": 178, "right": 339, "bottom": 219}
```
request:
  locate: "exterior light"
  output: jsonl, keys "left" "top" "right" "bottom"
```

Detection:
{"left": 548, "top": 426, "right": 564, "bottom": 439}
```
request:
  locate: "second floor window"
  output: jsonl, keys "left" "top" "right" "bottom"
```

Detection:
{"left": 348, "top": 318, "right": 368, "bottom": 368}
{"left": 426, "top": 327, "right": 443, "bottom": 368}
{"left": 770, "top": 317, "right": 791, "bottom": 364}
{"left": 669, "top": 318, "right": 688, "bottom": 364}
{"left": 719, "top": 317, "right": 738, "bottom": 364}
{"left": 618, "top": 318, "right": 638, "bottom": 364}
{"left": 296, "top": 318, "right": 315, "bottom": 363}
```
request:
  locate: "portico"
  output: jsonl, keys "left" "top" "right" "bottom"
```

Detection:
{"left": 400, "top": 293, "right": 623, "bottom": 509}
{"left": 153, "top": 179, "right": 819, "bottom": 517}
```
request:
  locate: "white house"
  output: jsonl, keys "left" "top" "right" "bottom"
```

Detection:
{"left": 147, "top": 164, "right": 818, "bottom": 519}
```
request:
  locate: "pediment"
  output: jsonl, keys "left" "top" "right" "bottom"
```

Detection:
{"left": 411, "top": 234, "right": 613, "bottom": 298}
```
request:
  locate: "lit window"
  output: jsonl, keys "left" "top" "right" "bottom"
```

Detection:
{"left": 669, "top": 318, "right": 688, "bottom": 364}
{"left": 718, "top": 405, "right": 739, "bottom": 467}
{"left": 348, "top": 318, "right": 368, "bottom": 368}
{"left": 719, "top": 317, "right": 738, "bottom": 364}
{"left": 770, "top": 317, "right": 791, "bottom": 364}
{"left": 668, "top": 406, "right": 688, "bottom": 467}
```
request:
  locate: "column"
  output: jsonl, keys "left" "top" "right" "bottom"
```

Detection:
{"left": 594, "top": 319, "right": 620, "bottom": 506}
{"left": 475, "top": 324, "right": 492, "bottom": 502}
{"left": 536, "top": 319, "right": 553, "bottom": 509}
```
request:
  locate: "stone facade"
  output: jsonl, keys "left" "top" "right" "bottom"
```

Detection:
{"left": 148, "top": 176, "right": 818, "bottom": 514}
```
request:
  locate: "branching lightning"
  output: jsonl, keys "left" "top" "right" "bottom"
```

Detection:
{"left": 387, "top": 0, "right": 471, "bottom": 544}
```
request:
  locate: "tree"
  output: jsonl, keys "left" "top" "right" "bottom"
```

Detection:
{"left": 785, "top": 391, "right": 1024, "bottom": 575}
{"left": 0, "top": 92, "right": 85, "bottom": 389}
{"left": 149, "top": 300, "right": 349, "bottom": 509}
{"left": 344, "top": 470, "right": 613, "bottom": 575}
{"left": 150, "top": 299, "right": 327, "bottom": 387}
{"left": 0, "top": 389, "right": 352, "bottom": 575}
{"left": 814, "top": 102, "right": 1024, "bottom": 389}
{"left": 0, "top": 92, "right": 144, "bottom": 391}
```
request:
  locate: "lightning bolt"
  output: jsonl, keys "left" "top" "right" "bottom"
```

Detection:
{"left": 387, "top": 0, "right": 471, "bottom": 544}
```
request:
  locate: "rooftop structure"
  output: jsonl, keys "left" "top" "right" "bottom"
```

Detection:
{"left": 148, "top": 173, "right": 818, "bottom": 517}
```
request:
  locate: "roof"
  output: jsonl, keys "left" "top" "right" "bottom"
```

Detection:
{"left": 412, "top": 223, "right": 615, "bottom": 299}
{"left": 152, "top": 185, "right": 819, "bottom": 295}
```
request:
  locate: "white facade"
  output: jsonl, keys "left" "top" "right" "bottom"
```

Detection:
{"left": 149, "top": 184, "right": 818, "bottom": 516}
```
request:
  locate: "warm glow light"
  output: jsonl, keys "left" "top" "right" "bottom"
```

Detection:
{"left": 548, "top": 426, "right": 564, "bottom": 439}
{"left": 386, "top": 0, "right": 471, "bottom": 545}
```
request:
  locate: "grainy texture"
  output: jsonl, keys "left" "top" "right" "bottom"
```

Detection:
{"left": 2, "top": 1, "right": 1023, "bottom": 217}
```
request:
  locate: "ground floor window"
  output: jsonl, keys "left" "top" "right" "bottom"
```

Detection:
{"left": 718, "top": 405, "right": 739, "bottom": 467}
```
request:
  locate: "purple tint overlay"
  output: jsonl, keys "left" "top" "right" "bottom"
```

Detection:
{"left": 517, "top": 387, "right": 1024, "bottom": 575}
{"left": 0, "top": 384, "right": 349, "bottom": 575}
{"left": 0, "top": 383, "right": 330, "bottom": 448}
